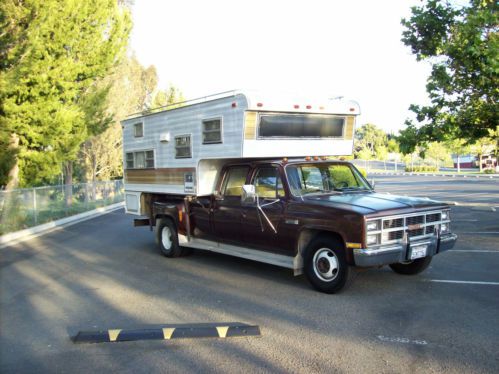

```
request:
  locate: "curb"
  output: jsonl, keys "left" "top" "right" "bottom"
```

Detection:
{"left": 0, "top": 202, "right": 124, "bottom": 249}
{"left": 367, "top": 171, "right": 499, "bottom": 179}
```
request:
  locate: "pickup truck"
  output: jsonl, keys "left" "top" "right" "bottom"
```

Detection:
{"left": 147, "top": 158, "right": 457, "bottom": 293}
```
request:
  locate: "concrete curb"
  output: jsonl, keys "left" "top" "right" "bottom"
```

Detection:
{"left": 0, "top": 202, "right": 124, "bottom": 249}
{"left": 368, "top": 171, "right": 499, "bottom": 179}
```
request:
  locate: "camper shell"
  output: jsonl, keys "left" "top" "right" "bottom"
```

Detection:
{"left": 122, "top": 90, "right": 360, "bottom": 214}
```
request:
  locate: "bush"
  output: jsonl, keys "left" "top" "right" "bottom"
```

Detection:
{"left": 356, "top": 167, "right": 367, "bottom": 178}
{"left": 405, "top": 165, "right": 439, "bottom": 172}
{"left": 483, "top": 169, "right": 495, "bottom": 174}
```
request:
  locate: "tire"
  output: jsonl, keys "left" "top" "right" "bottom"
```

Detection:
{"left": 155, "top": 218, "right": 184, "bottom": 258}
{"left": 304, "top": 236, "right": 354, "bottom": 294}
{"left": 389, "top": 256, "right": 432, "bottom": 275}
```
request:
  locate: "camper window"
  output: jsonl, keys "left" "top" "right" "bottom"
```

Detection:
{"left": 258, "top": 114, "right": 344, "bottom": 138}
{"left": 125, "top": 150, "right": 154, "bottom": 169}
{"left": 175, "top": 135, "right": 192, "bottom": 158}
{"left": 133, "top": 122, "right": 144, "bottom": 137}
{"left": 202, "top": 118, "right": 222, "bottom": 144}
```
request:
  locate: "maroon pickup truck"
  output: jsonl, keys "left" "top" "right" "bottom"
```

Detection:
{"left": 143, "top": 159, "right": 457, "bottom": 293}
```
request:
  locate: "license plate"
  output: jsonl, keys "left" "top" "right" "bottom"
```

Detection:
{"left": 410, "top": 245, "right": 427, "bottom": 260}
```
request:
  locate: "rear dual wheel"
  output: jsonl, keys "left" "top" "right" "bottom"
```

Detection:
{"left": 155, "top": 218, "right": 190, "bottom": 257}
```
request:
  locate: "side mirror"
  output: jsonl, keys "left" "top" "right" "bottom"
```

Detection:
{"left": 214, "top": 190, "right": 223, "bottom": 200}
{"left": 241, "top": 184, "right": 256, "bottom": 204}
{"left": 370, "top": 179, "right": 375, "bottom": 189}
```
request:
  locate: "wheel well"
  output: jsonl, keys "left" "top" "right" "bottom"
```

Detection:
{"left": 155, "top": 214, "right": 176, "bottom": 227}
{"left": 297, "top": 229, "right": 351, "bottom": 265}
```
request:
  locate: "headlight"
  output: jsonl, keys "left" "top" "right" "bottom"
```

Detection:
{"left": 441, "top": 210, "right": 450, "bottom": 220}
{"left": 367, "top": 234, "right": 379, "bottom": 246}
{"left": 367, "top": 220, "right": 380, "bottom": 231}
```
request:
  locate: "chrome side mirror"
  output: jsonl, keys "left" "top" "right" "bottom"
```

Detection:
{"left": 241, "top": 184, "right": 256, "bottom": 204}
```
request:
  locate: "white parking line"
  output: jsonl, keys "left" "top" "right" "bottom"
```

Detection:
{"left": 377, "top": 335, "right": 428, "bottom": 345}
{"left": 448, "top": 250, "right": 499, "bottom": 253}
{"left": 458, "top": 232, "right": 499, "bottom": 234}
{"left": 427, "top": 280, "right": 499, "bottom": 286}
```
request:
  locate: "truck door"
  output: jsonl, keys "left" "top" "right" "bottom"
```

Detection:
{"left": 212, "top": 165, "right": 250, "bottom": 244}
{"left": 242, "top": 165, "right": 287, "bottom": 252}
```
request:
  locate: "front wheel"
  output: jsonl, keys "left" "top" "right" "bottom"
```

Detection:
{"left": 304, "top": 237, "right": 353, "bottom": 294}
{"left": 389, "top": 256, "right": 432, "bottom": 275}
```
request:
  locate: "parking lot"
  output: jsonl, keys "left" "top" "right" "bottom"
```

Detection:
{"left": 1, "top": 175, "right": 498, "bottom": 373}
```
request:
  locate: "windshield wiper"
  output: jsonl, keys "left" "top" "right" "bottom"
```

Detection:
{"left": 303, "top": 189, "right": 343, "bottom": 196}
{"left": 337, "top": 186, "right": 371, "bottom": 192}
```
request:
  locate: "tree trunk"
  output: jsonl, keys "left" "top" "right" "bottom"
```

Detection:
{"left": 63, "top": 161, "right": 73, "bottom": 207}
{"left": 5, "top": 134, "right": 20, "bottom": 190}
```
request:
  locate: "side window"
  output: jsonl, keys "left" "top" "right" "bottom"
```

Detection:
{"left": 133, "top": 122, "right": 144, "bottom": 137}
{"left": 175, "top": 135, "right": 192, "bottom": 158}
{"left": 202, "top": 118, "right": 222, "bottom": 144}
{"left": 125, "top": 150, "right": 154, "bottom": 169}
{"left": 253, "top": 167, "right": 284, "bottom": 198}
{"left": 222, "top": 166, "right": 249, "bottom": 197}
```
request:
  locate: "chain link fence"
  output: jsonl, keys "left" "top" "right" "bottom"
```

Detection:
{"left": 0, "top": 180, "right": 124, "bottom": 235}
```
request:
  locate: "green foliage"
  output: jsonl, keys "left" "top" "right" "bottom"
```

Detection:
{"left": 405, "top": 165, "right": 439, "bottom": 172}
{"left": 0, "top": 0, "right": 132, "bottom": 188}
{"left": 354, "top": 123, "right": 388, "bottom": 159}
{"left": 400, "top": 0, "right": 499, "bottom": 152}
{"left": 79, "top": 55, "right": 184, "bottom": 182}
{"left": 151, "top": 85, "right": 185, "bottom": 111}
{"left": 355, "top": 167, "right": 367, "bottom": 178}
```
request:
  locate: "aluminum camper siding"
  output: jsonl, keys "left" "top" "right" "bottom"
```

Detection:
{"left": 122, "top": 94, "right": 248, "bottom": 167}
{"left": 122, "top": 94, "right": 249, "bottom": 197}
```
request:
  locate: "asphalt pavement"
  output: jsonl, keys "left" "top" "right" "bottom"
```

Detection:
{"left": 1, "top": 176, "right": 498, "bottom": 373}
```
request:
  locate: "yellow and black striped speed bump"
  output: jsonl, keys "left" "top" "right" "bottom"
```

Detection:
{"left": 72, "top": 323, "right": 261, "bottom": 344}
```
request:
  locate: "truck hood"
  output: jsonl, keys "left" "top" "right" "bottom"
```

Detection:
{"left": 303, "top": 192, "right": 446, "bottom": 214}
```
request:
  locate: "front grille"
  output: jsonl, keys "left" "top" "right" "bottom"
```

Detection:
{"left": 367, "top": 210, "right": 450, "bottom": 246}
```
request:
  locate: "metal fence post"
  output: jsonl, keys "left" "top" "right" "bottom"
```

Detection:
{"left": 33, "top": 188, "right": 38, "bottom": 225}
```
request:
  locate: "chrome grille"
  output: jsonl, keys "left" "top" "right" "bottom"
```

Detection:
{"left": 367, "top": 210, "right": 450, "bottom": 246}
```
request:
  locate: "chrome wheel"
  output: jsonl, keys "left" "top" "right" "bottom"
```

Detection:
{"left": 313, "top": 248, "right": 339, "bottom": 282}
{"left": 161, "top": 226, "right": 172, "bottom": 250}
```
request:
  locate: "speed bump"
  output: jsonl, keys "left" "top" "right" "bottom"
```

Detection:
{"left": 73, "top": 323, "right": 260, "bottom": 344}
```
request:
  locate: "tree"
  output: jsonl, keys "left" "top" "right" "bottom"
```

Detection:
{"left": 444, "top": 138, "right": 471, "bottom": 173}
{"left": 470, "top": 129, "right": 497, "bottom": 172}
{"left": 78, "top": 56, "right": 184, "bottom": 182}
{"left": 354, "top": 124, "right": 387, "bottom": 159}
{"left": 0, "top": 0, "right": 131, "bottom": 189}
{"left": 151, "top": 85, "right": 185, "bottom": 111}
{"left": 425, "top": 142, "right": 451, "bottom": 170}
{"left": 400, "top": 0, "right": 498, "bottom": 152}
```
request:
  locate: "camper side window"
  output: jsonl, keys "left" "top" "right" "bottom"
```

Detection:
{"left": 126, "top": 150, "right": 154, "bottom": 169}
{"left": 175, "top": 135, "right": 192, "bottom": 158}
{"left": 202, "top": 118, "right": 222, "bottom": 144}
{"left": 133, "top": 122, "right": 144, "bottom": 137}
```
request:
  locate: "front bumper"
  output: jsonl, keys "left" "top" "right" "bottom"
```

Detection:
{"left": 353, "top": 233, "right": 457, "bottom": 267}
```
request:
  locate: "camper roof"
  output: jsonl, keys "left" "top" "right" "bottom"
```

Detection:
{"left": 125, "top": 89, "right": 361, "bottom": 121}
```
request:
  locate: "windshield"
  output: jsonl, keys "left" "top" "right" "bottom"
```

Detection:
{"left": 286, "top": 163, "right": 371, "bottom": 196}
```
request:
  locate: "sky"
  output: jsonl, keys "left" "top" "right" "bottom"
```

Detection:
{"left": 130, "top": 0, "right": 432, "bottom": 134}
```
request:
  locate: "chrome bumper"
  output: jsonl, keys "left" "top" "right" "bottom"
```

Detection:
{"left": 353, "top": 233, "right": 458, "bottom": 267}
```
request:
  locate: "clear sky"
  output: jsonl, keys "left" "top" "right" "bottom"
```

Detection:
{"left": 130, "top": 0, "right": 432, "bottom": 134}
